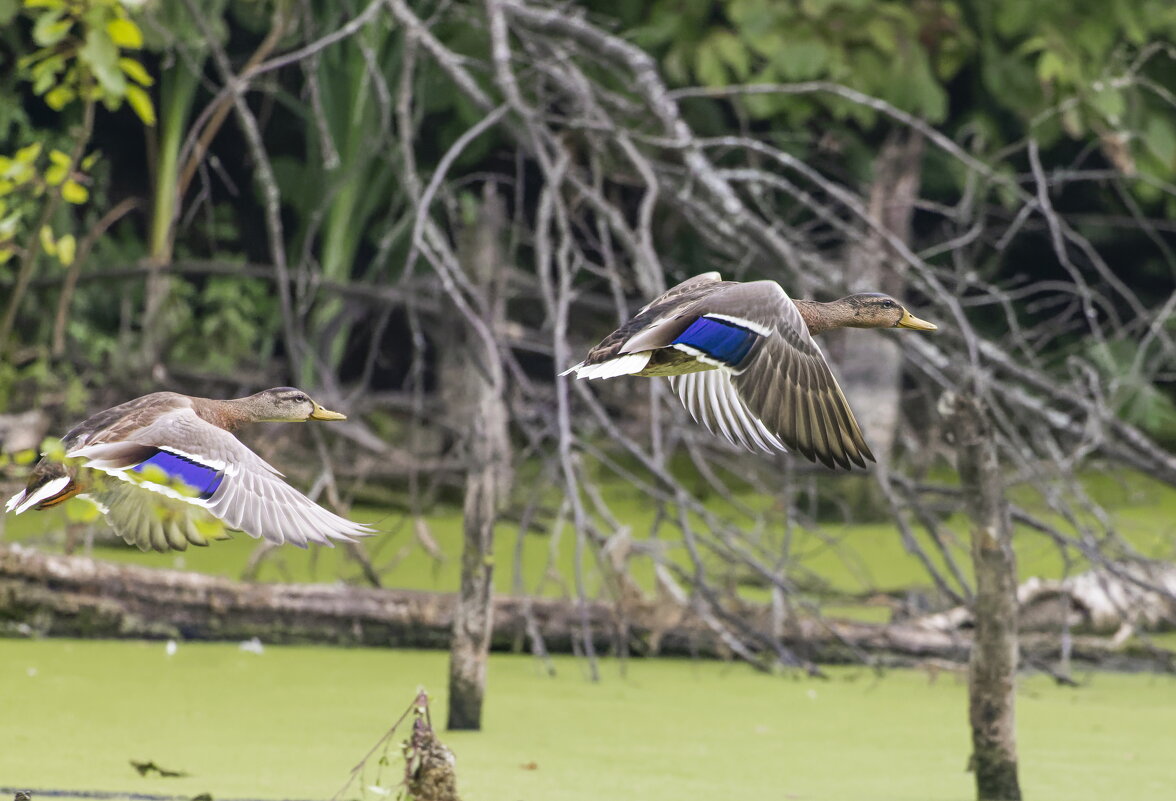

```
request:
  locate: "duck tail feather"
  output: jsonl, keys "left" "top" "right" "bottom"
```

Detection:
{"left": 567, "top": 352, "right": 651, "bottom": 380}
{"left": 5, "top": 475, "right": 74, "bottom": 514}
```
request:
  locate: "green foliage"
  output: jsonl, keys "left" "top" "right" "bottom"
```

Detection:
{"left": 166, "top": 275, "right": 281, "bottom": 374}
{"left": 0, "top": 142, "right": 95, "bottom": 266}
{"left": 269, "top": 11, "right": 409, "bottom": 382}
{"left": 1086, "top": 339, "right": 1176, "bottom": 443}
{"left": 977, "top": 0, "right": 1176, "bottom": 166}
{"left": 136, "top": 0, "right": 230, "bottom": 265}
{"left": 0, "top": 0, "right": 161, "bottom": 407}
{"left": 634, "top": 0, "right": 974, "bottom": 124}
{"left": 622, "top": 0, "right": 1176, "bottom": 203}
{"left": 18, "top": 0, "right": 156, "bottom": 124}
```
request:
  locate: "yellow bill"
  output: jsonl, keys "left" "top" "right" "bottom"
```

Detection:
{"left": 897, "top": 308, "right": 937, "bottom": 331}
{"left": 309, "top": 402, "right": 346, "bottom": 421}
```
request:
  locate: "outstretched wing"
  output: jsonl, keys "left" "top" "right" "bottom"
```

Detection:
{"left": 666, "top": 281, "right": 875, "bottom": 469}
{"left": 70, "top": 408, "right": 374, "bottom": 551}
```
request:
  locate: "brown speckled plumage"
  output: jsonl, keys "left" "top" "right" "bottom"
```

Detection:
{"left": 6, "top": 388, "right": 373, "bottom": 551}
{"left": 565, "top": 272, "right": 937, "bottom": 469}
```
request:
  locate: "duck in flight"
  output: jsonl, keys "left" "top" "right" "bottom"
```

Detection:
{"left": 5, "top": 387, "right": 374, "bottom": 551}
{"left": 563, "top": 272, "right": 937, "bottom": 469}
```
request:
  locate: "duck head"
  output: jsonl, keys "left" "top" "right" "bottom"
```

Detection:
{"left": 841, "top": 293, "right": 937, "bottom": 331}
{"left": 243, "top": 387, "right": 347, "bottom": 422}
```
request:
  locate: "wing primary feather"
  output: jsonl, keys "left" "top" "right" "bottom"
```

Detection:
{"left": 712, "top": 378, "right": 748, "bottom": 450}
{"left": 680, "top": 376, "right": 701, "bottom": 425}
{"left": 705, "top": 372, "right": 738, "bottom": 446}
{"left": 804, "top": 368, "right": 836, "bottom": 468}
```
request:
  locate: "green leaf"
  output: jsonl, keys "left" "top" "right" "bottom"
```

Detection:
{"left": 0, "top": 210, "right": 20, "bottom": 237}
{"left": 904, "top": 52, "right": 948, "bottom": 121}
{"left": 2, "top": 159, "right": 35, "bottom": 184}
{"left": 106, "top": 17, "right": 143, "bottom": 49}
{"left": 1113, "top": 0, "right": 1147, "bottom": 44}
{"left": 994, "top": 0, "right": 1035, "bottom": 36}
{"left": 864, "top": 17, "right": 898, "bottom": 55}
{"left": 32, "top": 68, "right": 56, "bottom": 96}
{"left": 15, "top": 143, "right": 42, "bottom": 164}
{"left": 711, "top": 30, "right": 750, "bottom": 81}
{"left": 44, "top": 162, "right": 67, "bottom": 185}
{"left": 695, "top": 39, "right": 727, "bottom": 87}
{"left": 744, "top": 29, "right": 787, "bottom": 61}
{"left": 56, "top": 232, "right": 76, "bottom": 266}
{"left": 39, "top": 225, "right": 57, "bottom": 256}
{"left": 29, "top": 53, "right": 66, "bottom": 85}
{"left": 61, "top": 180, "right": 88, "bottom": 204}
{"left": 1143, "top": 116, "right": 1176, "bottom": 169}
{"left": 1088, "top": 86, "right": 1125, "bottom": 126}
{"left": 0, "top": 0, "right": 18, "bottom": 26}
{"left": 14, "top": 446, "right": 40, "bottom": 465}
{"left": 79, "top": 28, "right": 126, "bottom": 97}
{"left": 118, "top": 57, "right": 154, "bottom": 86}
{"left": 1015, "top": 36, "right": 1048, "bottom": 57}
{"left": 45, "top": 85, "right": 75, "bottom": 110}
{"left": 771, "top": 40, "right": 829, "bottom": 81}
{"left": 125, "top": 84, "right": 156, "bottom": 126}
{"left": 1037, "top": 51, "right": 1066, "bottom": 85}
{"left": 729, "top": 0, "right": 776, "bottom": 32}
{"left": 32, "top": 11, "right": 71, "bottom": 47}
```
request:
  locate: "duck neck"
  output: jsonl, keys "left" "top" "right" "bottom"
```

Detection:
{"left": 792, "top": 299, "right": 851, "bottom": 336}
{"left": 191, "top": 397, "right": 253, "bottom": 432}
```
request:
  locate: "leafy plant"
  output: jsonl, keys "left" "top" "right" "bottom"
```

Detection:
{"left": 0, "top": 142, "right": 96, "bottom": 267}
{"left": 632, "top": 0, "right": 974, "bottom": 125}
{"left": 0, "top": 0, "right": 157, "bottom": 354}
{"left": 19, "top": 0, "right": 156, "bottom": 124}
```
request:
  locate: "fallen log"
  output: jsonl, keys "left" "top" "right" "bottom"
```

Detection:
{"left": 1, "top": 545, "right": 1171, "bottom": 670}
{"left": 916, "top": 564, "right": 1176, "bottom": 636}
{"left": 0, "top": 544, "right": 711, "bottom": 655}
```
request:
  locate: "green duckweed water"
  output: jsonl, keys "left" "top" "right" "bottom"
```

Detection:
{"left": 1, "top": 640, "right": 1174, "bottom": 801}
{"left": 7, "top": 467, "right": 1175, "bottom": 609}
{"left": 2, "top": 471, "right": 1174, "bottom": 797}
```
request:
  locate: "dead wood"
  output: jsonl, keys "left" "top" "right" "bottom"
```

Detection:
{"left": 945, "top": 391, "right": 1022, "bottom": 801}
{"left": 2, "top": 545, "right": 1172, "bottom": 672}
{"left": 446, "top": 186, "right": 513, "bottom": 730}
{"left": 917, "top": 564, "right": 1176, "bottom": 637}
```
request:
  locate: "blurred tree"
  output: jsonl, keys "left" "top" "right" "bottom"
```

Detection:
{"left": 446, "top": 187, "right": 512, "bottom": 731}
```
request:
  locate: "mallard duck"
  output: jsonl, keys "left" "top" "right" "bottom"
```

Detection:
{"left": 563, "top": 272, "right": 938, "bottom": 469}
{"left": 4, "top": 387, "right": 374, "bottom": 551}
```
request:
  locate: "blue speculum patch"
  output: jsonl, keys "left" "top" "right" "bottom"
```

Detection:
{"left": 132, "top": 450, "right": 224, "bottom": 499}
{"left": 672, "top": 316, "right": 759, "bottom": 366}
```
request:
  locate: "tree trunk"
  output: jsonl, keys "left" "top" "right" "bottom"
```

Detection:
{"left": 946, "top": 392, "right": 1022, "bottom": 801}
{"left": 447, "top": 186, "right": 512, "bottom": 731}
{"left": 831, "top": 128, "right": 924, "bottom": 463}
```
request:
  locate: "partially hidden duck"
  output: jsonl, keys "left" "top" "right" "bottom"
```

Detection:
{"left": 5, "top": 387, "right": 374, "bottom": 551}
{"left": 563, "top": 272, "right": 938, "bottom": 469}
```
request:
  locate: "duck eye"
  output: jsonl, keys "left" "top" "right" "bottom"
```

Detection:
{"left": 882, "top": 300, "right": 894, "bottom": 308}
{"left": 294, "top": 394, "right": 308, "bottom": 403}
